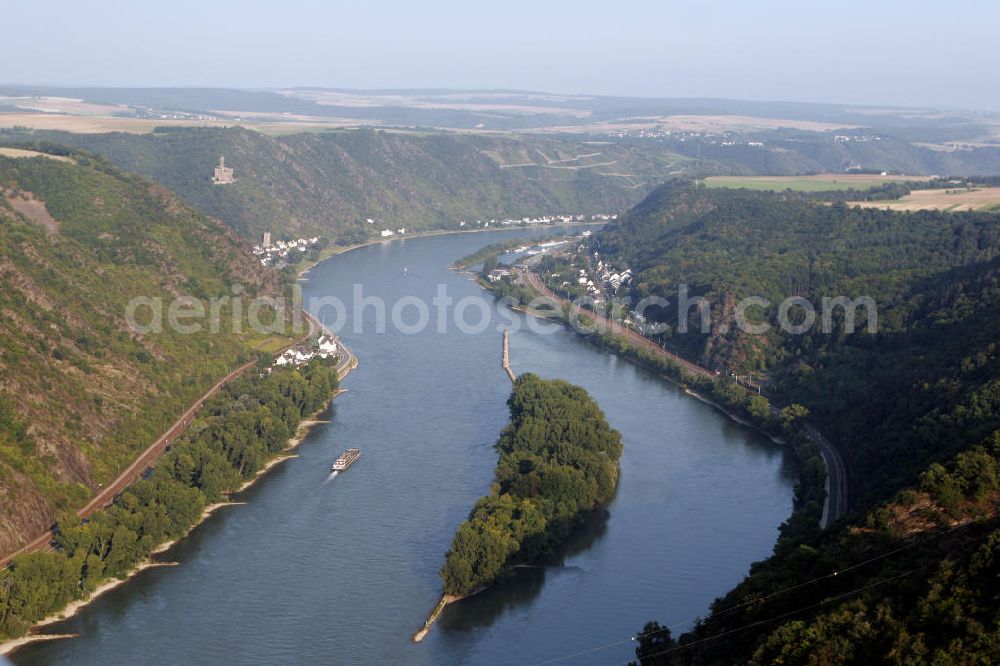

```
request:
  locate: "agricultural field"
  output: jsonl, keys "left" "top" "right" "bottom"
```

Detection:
{"left": 702, "top": 173, "right": 931, "bottom": 191}
{"left": 540, "top": 113, "right": 856, "bottom": 135}
{"left": 0, "top": 110, "right": 365, "bottom": 136}
{"left": 848, "top": 187, "right": 1000, "bottom": 211}
{"left": 0, "top": 147, "right": 74, "bottom": 162}
{"left": 0, "top": 112, "right": 219, "bottom": 134}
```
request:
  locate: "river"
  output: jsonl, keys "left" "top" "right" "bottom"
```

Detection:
{"left": 13, "top": 228, "right": 794, "bottom": 665}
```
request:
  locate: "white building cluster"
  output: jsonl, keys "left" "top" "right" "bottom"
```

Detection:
{"left": 833, "top": 134, "right": 883, "bottom": 144}
{"left": 486, "top": 268, "right": 514, "bottom": 283}
{"left": 274, "top": 335, "right": 339, "bottom": 367}
{"left": 575, "top": 267, "right": 600, "bottom": 301}
{"left": 566, "top": 253, "right": 633, "bottom": 304}
{"left": 459, "top": 212, "right": 616, "bottom": 228}
{"left": 252, "top": 234, "right": 322, "bottom": 266}
{"left": 593, "top": 257, "right": 633, "bottom": 292}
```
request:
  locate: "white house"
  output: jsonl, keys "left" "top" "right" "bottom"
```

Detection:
{"left": 318, "top": 335, "right": 338, "bottom": 356}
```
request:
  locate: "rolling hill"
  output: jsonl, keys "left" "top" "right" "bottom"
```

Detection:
{"left": 5, "top": 121, "right": 1000, "bottom": 252}
{"left": 0, "top": 127, "right": 686, "bottom": 242}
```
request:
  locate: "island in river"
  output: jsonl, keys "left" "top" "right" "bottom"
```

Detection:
{"left": 416, "top": 373, "right": 623, "bottom": 640}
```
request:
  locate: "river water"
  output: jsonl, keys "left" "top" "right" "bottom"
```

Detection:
{"left": 14, "top": 229, "right": 794, "bottom": 665}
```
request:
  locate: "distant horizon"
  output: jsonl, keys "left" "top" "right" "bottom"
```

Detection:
{"left": 0, "top": 82, "right": 990, "bottom": 115}
{"left": 2, "top": 1, "right": 998, "bottom": 113}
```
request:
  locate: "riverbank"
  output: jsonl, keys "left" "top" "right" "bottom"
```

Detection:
{"left": 493, "top": 289, "right": 785, "bottom": 445}
{"left": 0, "top": 354, "right": 355, "bottom": 656}
{"left": 228, "top": 399, "right": 343, "bottom": 495}
{"left": 0, "top": 561, "right": 180, "bottom": 655}
{"left": 296, "top": 222, "right": 606, "bottom": 280}
{"left": 473, "top": 269, "right": 838, "bottom": 538}
{"left": 527, "top": 259, "right": 848, "bottom": 523}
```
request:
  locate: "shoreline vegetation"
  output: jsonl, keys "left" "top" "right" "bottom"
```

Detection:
{"left": 464, "top": 249, "right": 828, "bottom": 547}
{"left": 415, "top": 373, "right": 623, "bottom": 642}
{"left": 459, "top": 244, "right": 792, "bottom": 445}
{"left": 0, "top": 351, "right": 352, "bottom": 656}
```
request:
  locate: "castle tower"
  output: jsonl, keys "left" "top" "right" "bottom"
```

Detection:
{"left": 212, "top": 155, "right": 236, "bottom": 185}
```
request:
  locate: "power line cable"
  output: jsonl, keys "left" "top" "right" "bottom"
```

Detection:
{"left": 530, "top": 517, "right": 984, "bottom": 666}
{"left": 609, "top": 569, "right": 915, "bottom": 666}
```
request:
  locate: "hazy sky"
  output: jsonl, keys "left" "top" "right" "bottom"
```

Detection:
{"left": 3, "top": 0, "right": 999, "bottom": 110}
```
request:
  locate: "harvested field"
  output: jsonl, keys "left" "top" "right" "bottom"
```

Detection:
{"left": 0, "top": 112, "right": 235, "bottom": 134}
{"left": 848, "top": 187, "right": 1000, "bottom": 212}
{"left": 0, "top": 147, "right": 74, "bottom": 162}
{"left": 704, "top": 173, "right": 931, "bottom": 192}
{"left": 533, "top": 114, "right": 857, "bottom": 134}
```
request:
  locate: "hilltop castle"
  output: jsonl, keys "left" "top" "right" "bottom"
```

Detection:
{"left": 211, "top": 155, "right": 236, "bottom": 185}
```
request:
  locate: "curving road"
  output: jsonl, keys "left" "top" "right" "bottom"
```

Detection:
{"left": 810, "top": 424, "right": 849, "bottom": 528}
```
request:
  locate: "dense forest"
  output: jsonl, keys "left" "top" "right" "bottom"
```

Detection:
{"left": 597, "top": 181, "right": 1000, "bottom": 503}
{"left": 597, "top": 182, "right": 1000, "bottom": 664}
{"left": 0, "top": 359, "right": 338, "bottom": 639}
{"left": 0, "top": 151, "right": 289, "bottom": 554}
{"left": 440, "top": 373, "right": 622, "bottom": 596}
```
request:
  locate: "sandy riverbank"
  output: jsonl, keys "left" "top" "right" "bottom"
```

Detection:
{"left": 149, "top": 502, "right": 247, "bottom": 558}
{"left": 228, "top": 395, "right": 341, "bottom": 496}
{"left": 0, "top": 561, "right": 180, "bottom": 655}
{"left": 0, "top": 496, "right": 259, "bottom": 655}
{"left": 0, "top": 382, "right": 351, "bottom": 656}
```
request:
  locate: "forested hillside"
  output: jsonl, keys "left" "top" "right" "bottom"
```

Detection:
{"left": 628, "top": 129, "right": 1000, "bottom": 177}
{"left": 0, "top": 151, "right": 286, "bottom": 554}
{"left": 601, "top": 182, "right": 1000, "bottom": 370}
{"left": 0, "top": 127, "right": 682, "bottom": 241}
{"left": 598, "top": 183, "right": 1000, "bottom": 664}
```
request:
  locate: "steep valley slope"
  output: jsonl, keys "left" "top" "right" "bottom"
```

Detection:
{"left": 0, "top": 150, "right": 284, "bottom": 554}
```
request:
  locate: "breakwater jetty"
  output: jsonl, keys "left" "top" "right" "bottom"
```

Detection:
{"left": 502, "top": 329, "right": 517, "bottom": 383}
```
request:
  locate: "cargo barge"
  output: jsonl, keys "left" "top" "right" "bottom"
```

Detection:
{"left": 331, "top": 448, "right": 361, "bottom": 472}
